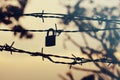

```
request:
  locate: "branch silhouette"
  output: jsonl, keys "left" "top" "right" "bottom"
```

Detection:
{"left": 59, "top": 0, "right": 120, "bottom": 80}
{"left": 0, "top": 0, "right": 31, "bottom": 39}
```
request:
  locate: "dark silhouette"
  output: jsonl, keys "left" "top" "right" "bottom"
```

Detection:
{"left": 0, "top": 0, "right": 33, "bottom": 39}
{"left": 1, "top": 42, "right": 119, "bottom": 66}
{"left": 0, "top": 0, "right": 120, "bottom": 80}
{"left": 12, "top": 25, "right": 33, "bottom": 39}
{"left": 60, "top": 0, "right": 120, "bottom": 80}
{"left": 45, "top": 28, "right": 56, "bottom": 47}
{"left": 81, "top": 75, "right": 95, "bottom": 80}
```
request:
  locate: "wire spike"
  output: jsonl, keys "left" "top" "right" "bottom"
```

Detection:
{"left": 10, "top": 51, "right": 13, "bottom": 55}
{"left": 72, "top": 54, "right": 76, "bottom": 58}
{"left": 41, "top": 47, "right": 43, "bottom": 53}
{"left": 55, "top": 24, "right": 62, "bottom": 36}
{"left": 55, "top": 23, "right": 57, "bottom": 30}
{"left": 41, "top": 48, "right": 44, "bottom": 61}
{"left": 55, "top": 23, "right": 58, "bottom": 36}
{"left": 10, "top": 41, "right": 15, "bottom": 47}
{"left": 41, "top": 10, "right": 44, "bottom": 23}
{"left": 69, "top": 64, "right": 72, "bottom": 69}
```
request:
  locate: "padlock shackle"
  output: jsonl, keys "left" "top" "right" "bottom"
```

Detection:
{"left": 47, "top": 28, "right": 55, "bottom": 36}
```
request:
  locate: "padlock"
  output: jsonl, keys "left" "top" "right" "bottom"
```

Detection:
{"left": 45, "top": 28, "right": 56, "bottom": 47}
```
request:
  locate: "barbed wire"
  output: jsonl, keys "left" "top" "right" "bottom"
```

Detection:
{"left": 1, "top": 11, "right": 120, "bottom": 68}
{"left": 22, "top": 11, "right": 120, "bottom": 24}
{"left": 0, "top": 26, "right": 120, "bottom": 35}
{"left": 6, "top": 10, "right": 120, "bottom": 24}
{"left": 0, "top": 42, "right": 120, "bottom": 68}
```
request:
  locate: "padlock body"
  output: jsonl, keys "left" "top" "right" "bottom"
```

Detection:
{"left": 45, "top": 35, "right": 56, "bottom": 46}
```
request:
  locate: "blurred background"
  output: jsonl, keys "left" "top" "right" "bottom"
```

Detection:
{"left": 0, "top": 0, "right": 120, "bottom": 80}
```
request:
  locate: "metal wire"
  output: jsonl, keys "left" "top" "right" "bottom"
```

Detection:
{"left": 0, "top": 42, "right": 119, "bottom": 68}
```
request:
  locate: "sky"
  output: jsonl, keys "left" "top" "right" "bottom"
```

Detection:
{"left": 0, "top": 0, "right": 120, "bottom": 80}
{"left": 0, "top": 0, "right": 84, "bottom": 80}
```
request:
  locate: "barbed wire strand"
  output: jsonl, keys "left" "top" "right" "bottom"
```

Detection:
{"left": 22, "top": 12, "right": 120, "bottom": 22}
{"left": 0, "top": 42, "right": 120, "bottom": 68}
{"left": 0, "top": 27, "right": 120, "bottom": 34}
{"left": 8, "top": 11, "right": 120, "bottom": 24}
{"left": 1, "top": 11, "right": 120, "bottom": 68}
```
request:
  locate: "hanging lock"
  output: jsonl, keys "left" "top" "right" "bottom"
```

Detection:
{"left": 45, "top": 28, "right": 56, "bottom": 47}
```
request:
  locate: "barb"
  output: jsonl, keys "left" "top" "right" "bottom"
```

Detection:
{"left": 0, "top": 42, "right": 120, "bottom": 67}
